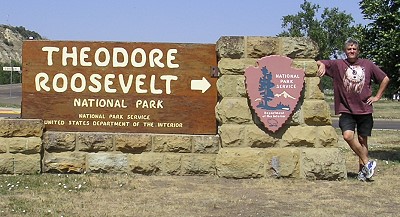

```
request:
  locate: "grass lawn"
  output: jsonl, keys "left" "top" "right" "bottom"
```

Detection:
{"left": 325, "top": 95, "right": 400, "bottom": 119}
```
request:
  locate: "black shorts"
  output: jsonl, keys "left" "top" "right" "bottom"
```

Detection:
{"left": 339, "top": 113, "right": 374, "bottom": 137}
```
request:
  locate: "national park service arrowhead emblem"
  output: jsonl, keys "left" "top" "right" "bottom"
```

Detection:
{"left": 245, "top": 55, "right": 305, "bottom": 132}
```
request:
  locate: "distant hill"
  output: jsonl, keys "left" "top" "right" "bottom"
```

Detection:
{"left": 0, "top": 25, "right": 44, "bottom": 64}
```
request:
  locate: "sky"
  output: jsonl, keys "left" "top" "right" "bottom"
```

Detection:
{"left": 1, "top": 0, "right": 369, "bottom": 44}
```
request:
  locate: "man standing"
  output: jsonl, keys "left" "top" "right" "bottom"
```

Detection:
{"left": 316, "top": 38, "right": 390, "bottom": 181}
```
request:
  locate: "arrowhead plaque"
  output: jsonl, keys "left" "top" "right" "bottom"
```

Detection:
{"left": 245, "top": 55, "right": 305, "bottom": 132}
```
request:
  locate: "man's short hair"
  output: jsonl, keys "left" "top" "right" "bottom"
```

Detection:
{"left": 345, "top": 38, "right": 359, "bottom": 48}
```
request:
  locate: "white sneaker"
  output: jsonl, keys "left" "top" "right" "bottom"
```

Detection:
{"left": 357, "top": 171, "right": 366, "bottom": 182}
{"left": 362, "top": 161, "right": 377, "bottom": 179}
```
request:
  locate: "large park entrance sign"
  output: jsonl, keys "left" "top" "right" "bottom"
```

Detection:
{"left": 22, "top": 41, "right": 218, "bottom": 134}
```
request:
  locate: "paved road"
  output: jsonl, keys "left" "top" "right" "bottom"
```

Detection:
{"left": 1, "top": 84, "right": 400, "bottom": 129}
{"left": 0, "top": 83, "right": 22, "bottom": 105}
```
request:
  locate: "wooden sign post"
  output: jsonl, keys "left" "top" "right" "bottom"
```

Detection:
{"left": 22, "top": 41, "right": 218, "bottom": 134}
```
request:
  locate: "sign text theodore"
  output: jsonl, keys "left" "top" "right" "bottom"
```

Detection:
{"left": 22, "top": 41, "right": 217, "bottom": 134}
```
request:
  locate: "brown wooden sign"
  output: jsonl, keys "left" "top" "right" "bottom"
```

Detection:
{"left": 22, "top": 40, "right": 218, "bottom": 134}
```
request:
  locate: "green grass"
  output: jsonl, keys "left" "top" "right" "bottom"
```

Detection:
{"left": 0, "top": 103, "right": 20, "bottom": 108}
{"left": 325, "top": 94, "right": 400, "bottom": 119}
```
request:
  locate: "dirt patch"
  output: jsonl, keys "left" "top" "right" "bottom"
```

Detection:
{"left": 1, "top": 170, "right": 400, "bottom": 217}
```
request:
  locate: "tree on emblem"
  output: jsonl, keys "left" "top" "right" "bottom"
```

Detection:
{"left": 257, "top": 66, "right": 290, "bottom": 111}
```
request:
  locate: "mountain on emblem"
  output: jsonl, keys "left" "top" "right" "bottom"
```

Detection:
{"left": 245, "top": 55, "right": 305, "bottom": 132}
{"left": 275, "top": 91, "right": 295, "bottom": 99}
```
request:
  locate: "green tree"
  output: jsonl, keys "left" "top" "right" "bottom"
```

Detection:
{"left": 278, "top": 0, "right": 362, "bottom": 90}
{"left": 359, "top": 0, "right": 400, "bottom": 96}
{"left": 0, "top": 63, "right": 5, "bottom": 84}
{"left": 278, "top": 0, "right": 361, "bottom": 60}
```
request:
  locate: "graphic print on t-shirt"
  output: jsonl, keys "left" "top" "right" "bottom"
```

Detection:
{"left": 343, "top": 65, "right": 365, "bottom": 93}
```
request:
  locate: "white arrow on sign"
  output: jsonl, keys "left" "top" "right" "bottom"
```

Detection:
{"left": 191, "top": 77, "right": 211, "bottom": 93}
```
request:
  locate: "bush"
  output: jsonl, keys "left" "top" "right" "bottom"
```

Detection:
{"left": 3, "top": 38, "right": 13, "bottom": 46}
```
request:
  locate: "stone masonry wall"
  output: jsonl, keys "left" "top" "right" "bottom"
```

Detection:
{"left": 0, "top": 119, "right": 220, "bottom": 175}
{"left": 0, "top": 36, "right": 347, "bottom": 180}
{"left": 0, "top": 119, "right": 43, "bottom": 174}
{"left": 41, "top": 132, "right": 219, "bottom": 175}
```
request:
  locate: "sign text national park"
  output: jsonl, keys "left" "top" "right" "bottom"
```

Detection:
{"left": 22, "top": 41, "right": 218, "bottom": 134}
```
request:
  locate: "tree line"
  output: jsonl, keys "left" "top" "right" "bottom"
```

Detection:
{"left": 278, "top": 0, "right": 399, "bottom": 97}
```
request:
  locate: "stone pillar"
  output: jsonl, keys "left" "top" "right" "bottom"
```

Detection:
{"left": 215, "top": 36, "right": 346, "bottom": 180}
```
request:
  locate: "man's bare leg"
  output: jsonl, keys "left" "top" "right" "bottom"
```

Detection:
{"left": 342, "top": 130, "right": 369, "bottom": 165}
{"left": 358, "top": 135, "right": 369, "bottom": 171}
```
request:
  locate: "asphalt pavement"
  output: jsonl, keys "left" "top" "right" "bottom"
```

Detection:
{"left": 0, "top": 83, "right": 22, "bottom": 105}
{"left": 0, "top": 84, "right": 22, "bottom": 118}
{"left": 0, "top": 107, "right": 20, "bottom": 118}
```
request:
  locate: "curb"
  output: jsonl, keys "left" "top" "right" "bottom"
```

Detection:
{"left": 0, "top": 108, "right": 21, "bottom": 115}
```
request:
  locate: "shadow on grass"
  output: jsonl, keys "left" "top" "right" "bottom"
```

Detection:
{"left": 346, "top": 147, "right": 400, "bottom": 180}
{"left": 347, "top": 172, "right": 358, "bottom": 179}
{"left": 369, "top": 147, "right": 400, "bottom": 162}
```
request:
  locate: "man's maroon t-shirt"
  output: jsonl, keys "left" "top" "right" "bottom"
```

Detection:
{"left": 320, "top": 59, "right": 387, "bottom": 115}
